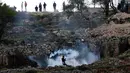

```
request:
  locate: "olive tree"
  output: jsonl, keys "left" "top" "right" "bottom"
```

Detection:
{"left": 64, "top": 0, "right": 88, "bottom": 20}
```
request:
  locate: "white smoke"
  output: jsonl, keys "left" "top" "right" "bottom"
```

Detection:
{"left": 28, "top": 40, "right": 100, "bottom": 67}
{"left": 48, "top": 49, "right": 79, "bottom": 67}
{"left": 47, "top": 40, "right": 100, "bottom": 67}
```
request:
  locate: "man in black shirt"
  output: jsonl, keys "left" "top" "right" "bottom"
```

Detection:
{"left": 39, "top": 3, "right": 42, "bottom": 12}
{"left": 43, "top": 2, "right": 47, "bottom": 11}
{"left": 53, "top": 2, "right": 56, "bottom": 11}
{"left": 35, "top": 6, "right": 38, "bottom": 12}
{"left": 61, "top": 55, "right": 67, "bottom": 66}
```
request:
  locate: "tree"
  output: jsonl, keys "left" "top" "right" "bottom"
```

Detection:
{"left": 64, "top": 0, "right": 88, "bottom": 20}
{"left": 0, "top": 3, "right": 16, "bottom": 40}
{"left": 92, "top": 0, "right": 118, "bottom": 18}
{"left": 64, "top": 0, "right": 104, "bottom": 28}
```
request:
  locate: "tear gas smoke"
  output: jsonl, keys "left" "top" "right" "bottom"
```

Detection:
{"left": 29, "top": 40, "right": 100, "bottom": 67}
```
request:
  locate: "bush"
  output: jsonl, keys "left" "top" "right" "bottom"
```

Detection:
{"left": 26, "top": 70, "right": 37, "bottom": 73}
{"left": 0, "top": 3, "right": 16, "bottom": 40}
{"left": 0, "top": 3, "right": 16, "bottom": 22}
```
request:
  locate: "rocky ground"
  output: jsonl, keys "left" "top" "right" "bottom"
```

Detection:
{"left": 0, "top": 49, "right": 130, "bottom": 73}
{"left": 0, "top": 12, "right": 130, "bottom": 73}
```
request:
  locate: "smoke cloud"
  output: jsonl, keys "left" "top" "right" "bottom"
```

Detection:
{"left": 48, "top": 49, "right": 79, "bottom": 67}
{"left": 48, "top": 40, "right": 100, "bottom": 67}
{"left": 29, "top": 40, "right": 100, "bottom": 67}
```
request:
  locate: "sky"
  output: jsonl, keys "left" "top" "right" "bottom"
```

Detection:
{"left": 1, "top": 0, "right": 119, "bottom": 12}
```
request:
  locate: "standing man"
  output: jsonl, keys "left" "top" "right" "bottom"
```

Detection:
{"left": 53, "top": 2, "right": 56, "bottom": 11}
{"left": 39, "top": 3, "right": 42, "bottom": 12}
{"left": 120, "top": 0, "right": 125, "bottom": 11}
{"left": 63, "top": 1, "right": 65, "bottom": 12}
{"left": 25, "top": 1, "right": 27, "bottom": 12}
{"left": 14, "top": 6, "right": 17, "bottom": 11}
{"left": 21, "top": 2, "right": 23, "bottom": 11}
{"left": 43, "top": 2, "right": 47, "bottom": 11}
{"left": 35, "top": 5, "right": 38, "bottom": 12}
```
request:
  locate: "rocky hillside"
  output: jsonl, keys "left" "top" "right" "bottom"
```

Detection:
{"left": 86, "top": 13, "right": 130, "bottom": 58}
{"left": 0, "top": 12, "right": 130, "bottom": 73}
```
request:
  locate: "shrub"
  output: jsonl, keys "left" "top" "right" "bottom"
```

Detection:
{"left": 0, "top": 3, "right": 16, "bottom": 40}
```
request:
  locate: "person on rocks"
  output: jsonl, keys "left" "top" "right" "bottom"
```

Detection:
{"left": 117, "top": 3, "right": 121, "bottom": 11}
{"left": 125, "top": 2, "right": 129, "bottom": 13}
{"left": 35, "top": 5, "right": 38, "bottom": 12}
{"left": 21, "top": 2, "right": 23, "bottom": 11}
{"left": 14, "top": 6, "right": 17, "bottom": 11}
{"left": 43, "top": 2, "right": 47, "bottom": 11}
{"left": 39, "top": 3, "right": 42, "bottom": 12}
{"left": 53, "top": 2, "right": 56, "bottom": 11}
{"left": 25, "top": 1, "right": 27, "bottom": 11}
{"left": 61, "top": 55, "right": 67, "bottom": 66}
{"left": 63, "top": 1, "right": 65, "bottom": 11}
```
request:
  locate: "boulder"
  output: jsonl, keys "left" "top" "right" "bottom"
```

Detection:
{"left": 108, "top": 13, "right": 130, "bottom": 24}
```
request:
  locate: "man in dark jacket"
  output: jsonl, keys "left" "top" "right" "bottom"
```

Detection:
{"left": 43, "top": 2, "right": 47, "bottom": 11}
{"left": 35, "top": 5, "right": 38, "bottom": 12}
{"left": 63, "top": 1, "right": 65, "bottom": 11}
{"left": 39, "top": 3, "right": 42, "bottom": 12}
{"left": 53, "top": 2, "right": 56, "bottom": 11}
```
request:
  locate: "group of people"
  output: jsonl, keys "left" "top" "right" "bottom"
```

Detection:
{"left": 117, "top": 0, "right": 129, "bottom": 13}
{"left": 35, "top": 2, "right": 57, "bottom": 12}
{"left": 21, "top": 1, "right": 27, "bottom": 11}
{"left": 21, "top": 1, "right": 66, "bottom": 12}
